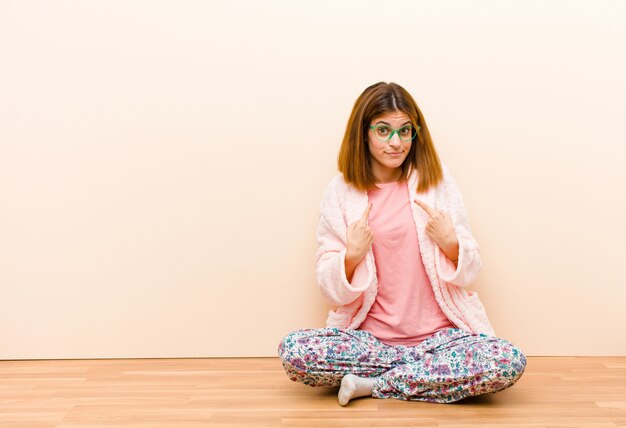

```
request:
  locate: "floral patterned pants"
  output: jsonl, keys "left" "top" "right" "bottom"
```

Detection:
{"left": 278, "top": 327, "right": 526, "bottom": 403}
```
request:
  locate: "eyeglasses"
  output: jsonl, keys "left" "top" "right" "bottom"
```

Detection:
{"left": 369, "top": 124, "right": 420, "bottom": 143}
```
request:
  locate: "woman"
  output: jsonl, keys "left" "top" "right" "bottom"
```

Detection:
{"left": 278, "top": 82, "right": 526, "bottom": 406}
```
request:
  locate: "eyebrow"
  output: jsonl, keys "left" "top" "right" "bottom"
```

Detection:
{"left": 374, "top": 121, "right": 412, "bottom": 126}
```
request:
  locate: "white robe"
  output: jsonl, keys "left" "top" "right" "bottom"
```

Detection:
{"left": 315, "top": 163, "right": 496, "bottom": 337}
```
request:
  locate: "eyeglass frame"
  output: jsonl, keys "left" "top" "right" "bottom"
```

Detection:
{"left": 369, "top": 124, "right": 421, "bottom": 143}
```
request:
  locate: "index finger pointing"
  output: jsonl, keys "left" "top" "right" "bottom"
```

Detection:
{"left": 413, "top": 199, "right": 435, "bottom": 217}
{"left": 361, "top": 202, "right": 373, "bottom": 221}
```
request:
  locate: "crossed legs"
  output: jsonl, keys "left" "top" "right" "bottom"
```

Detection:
{"left": 278, "top": 327, "right": 526, "bottom": 405}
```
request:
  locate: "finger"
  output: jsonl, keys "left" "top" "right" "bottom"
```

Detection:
{"left": 361, "top": 203, "right": 373, "bottom": 222}
{"left": 413, "top": 199, "right": 436, "bottom": 217}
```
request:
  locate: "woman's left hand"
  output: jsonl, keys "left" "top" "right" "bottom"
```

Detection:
{"left": 413, "top": 199, "right": 459, "bottom": 255}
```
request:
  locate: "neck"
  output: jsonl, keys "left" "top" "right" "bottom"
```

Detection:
{"left": 373, "top": 169, "right": 402, "bottom": 184}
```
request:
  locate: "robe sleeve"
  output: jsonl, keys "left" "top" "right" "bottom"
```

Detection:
{"left": 315, "top": 178, "right": 371, "bottom": 306}
{"left": 435, "top": 164, "right": 483, "bottom": 287}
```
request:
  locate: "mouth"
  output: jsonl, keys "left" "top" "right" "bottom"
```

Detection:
{"left": 386, "top": 152, "right": 402, "bottom": 156}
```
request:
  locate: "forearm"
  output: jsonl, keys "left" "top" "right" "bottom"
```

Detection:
{"left": 344, "top": 255, "right": 358, "bottom": 283}
{"left": 441, "top": 238, "right": 459, "bottom": 267}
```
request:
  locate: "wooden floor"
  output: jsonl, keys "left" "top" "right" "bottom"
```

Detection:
{"left": 1, "top": 357, "right": 625, "bottom": 427}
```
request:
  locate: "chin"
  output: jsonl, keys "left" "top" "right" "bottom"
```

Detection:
{"left": 388, "top": 158, "right": 407, "bottom": 168}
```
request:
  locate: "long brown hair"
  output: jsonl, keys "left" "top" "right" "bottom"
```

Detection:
{"left": 337, "top": 82, "right": 443, "bottom": 193}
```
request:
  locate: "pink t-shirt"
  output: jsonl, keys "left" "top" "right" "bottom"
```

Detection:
{"left": 358, "top": 180, "right": 455, "bottom": 347}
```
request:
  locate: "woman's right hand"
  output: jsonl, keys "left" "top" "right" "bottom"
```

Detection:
{"left": 345, "top": 203, "right": 374, "bottom": 265}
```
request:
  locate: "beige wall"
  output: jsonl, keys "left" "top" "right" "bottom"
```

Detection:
{"left": 1, "top": 0, "right": 625, "bottom": 359}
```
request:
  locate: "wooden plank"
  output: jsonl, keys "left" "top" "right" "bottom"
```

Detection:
{"left": 0, "top": 357, "right": 624, "bottom": 427}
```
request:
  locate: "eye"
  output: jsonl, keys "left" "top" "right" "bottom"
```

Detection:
{"left": 400, "top": 127, "right": 412, "bottom": 136}
{"left": 377, "top": 126, "right": 390, "bottom": 135}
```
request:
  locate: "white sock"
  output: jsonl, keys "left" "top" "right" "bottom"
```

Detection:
{"left": 338, "top": 374, "right": 377, "bottom": 406}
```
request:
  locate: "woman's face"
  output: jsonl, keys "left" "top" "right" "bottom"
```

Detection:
{"left": 367, "top": 110, "right": 413, "bottom": 183}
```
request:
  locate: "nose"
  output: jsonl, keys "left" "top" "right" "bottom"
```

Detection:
{"left": 388, "top": 133, "right": 402, "bottom": 148}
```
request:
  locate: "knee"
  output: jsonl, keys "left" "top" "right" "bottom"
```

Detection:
{"left": 492, "top": 340, "right": 527, "bottom": 383}
{"left": 277, "top": 328, "right": 320, "bottom": 369}
{"left": 510, "top": 345, "right": 527, "bottom": 380}
{"left": 277, "top": 330, "right": 299, "bottom": 363}
{"left": 504, "top": 341, "right": 526, "bottom": 375}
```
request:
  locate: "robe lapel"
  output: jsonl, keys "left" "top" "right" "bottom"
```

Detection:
{"left": 407, "top": 169, "right": 436, "bottom": 240}
{"left": 345, "top": 183, "right": 369, "bottom": 228}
